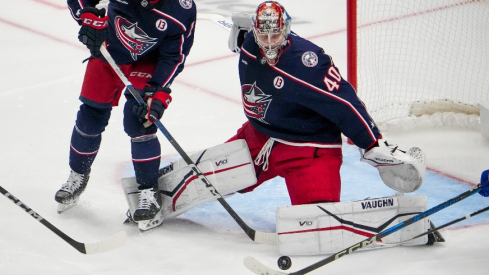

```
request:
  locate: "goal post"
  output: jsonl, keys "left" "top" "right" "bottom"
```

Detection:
{"left": 347, "top": 0, "right": 489, "bottom": 132}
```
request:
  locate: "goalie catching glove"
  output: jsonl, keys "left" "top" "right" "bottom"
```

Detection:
{"left": 132, "top": 85, "right": 172, "bottom": 124}
{"left": 228, "top": 12, "right": 253, "bottom": 53}
{"left": 361, "top": 139, "right": 426, "bottom": 193}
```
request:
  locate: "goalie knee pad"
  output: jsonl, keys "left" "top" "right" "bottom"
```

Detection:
{"left": 276, "top": 195, "right": 430, "bottom": 256}
{"left": 122, "top": 139, "right": 257, "bottom": 219}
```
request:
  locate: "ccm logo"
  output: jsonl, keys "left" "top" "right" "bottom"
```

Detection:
{"left": 299, "top": 221, "right": 313, "bottom": 226}
{"left": 130, "top": 72, "right": 152, "bottom": 78}
{"left": 82, "top": 18, "right": 108, "bottom": 28}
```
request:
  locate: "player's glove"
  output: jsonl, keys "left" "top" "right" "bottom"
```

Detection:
{"left": 361, "top": 139, "right": 426, "bottom": 193}
{"left": 228, "top": 12, "right": 253, "bottom": 53}
{"left": 78, "top": 7, "right": 108, "bottom": 58}
{"left": 479, "top": 170, "right": 489, "bottom": 197}
{"left": 133, "top": 85, "right": 172, "bottom": 124}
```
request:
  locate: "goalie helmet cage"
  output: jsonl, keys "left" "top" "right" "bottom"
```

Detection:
{"left": 347, "top": 0, "right": 489, "bottom": 132}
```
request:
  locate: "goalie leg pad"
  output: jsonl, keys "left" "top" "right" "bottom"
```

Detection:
{"left": 276, "top": 195, "right": 430, "bottom": 256}
{"left": 122, "top": 139, "right": 257, "bottom": 220}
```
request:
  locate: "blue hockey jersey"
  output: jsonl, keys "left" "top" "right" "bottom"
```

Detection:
{"left": 67, "top": 0, "right": 196, "bottom": 88}
{"left": 239, "top": 31, "right": 381, "bottom": 149}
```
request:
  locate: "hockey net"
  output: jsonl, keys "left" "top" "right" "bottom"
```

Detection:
{"left": 347, "top": 0, "right": 489, "bottom": 132}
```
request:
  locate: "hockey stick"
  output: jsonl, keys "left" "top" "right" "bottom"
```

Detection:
{"left": 196, "top": 13, "right": 233, "bottom": 32}
{"left": 0, "top": 185, "right": 127, "bottom": 254}
{"left": 407, "top": 204, "right": 489, "bottom": 242}
{"left": 99, "top": 44, "right": 276, "bottom": 245}
{"left": 244, "top": 183, "right": 483, "bottom": 275}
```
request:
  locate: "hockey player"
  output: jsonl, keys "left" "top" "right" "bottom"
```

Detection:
{"left": 223, "top": 2, "right": 433, "bottom": 254}
{"left": 123, "top": 1, "right": 432, "bottom": 248}
{"left": 55, "top": 0, "right": 196, "bottom": 223}
{"left": 226, "top": 1, "right": 425, "bottom": 204}
{"left": 479, "top": 169, "right": 489, "bottom": 196}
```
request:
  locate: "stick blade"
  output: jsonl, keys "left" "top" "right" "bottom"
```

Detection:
{"left": 83, "top": 231, "right": 128, "bottom": 254}
{"left": 254, "top": 231, "right": 277, "bottom": 245}
{"left": 243, "top": 256, "right": 288, "bottom": 275}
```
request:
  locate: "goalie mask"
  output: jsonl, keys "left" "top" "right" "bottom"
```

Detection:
{"left": 252, "top": 1, "right": 291, "bottom": 65}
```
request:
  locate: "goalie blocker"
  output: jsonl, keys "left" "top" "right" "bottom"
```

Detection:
{"left": 122, "top": 139, "right": 257, "bottom": 230}
{"left": 277, "top": 195, "right": 431, "bottom": 255}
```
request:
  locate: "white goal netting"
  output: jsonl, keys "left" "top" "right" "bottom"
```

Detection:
{"left": 353, "top": 0, "right": 489, "bottom": 132}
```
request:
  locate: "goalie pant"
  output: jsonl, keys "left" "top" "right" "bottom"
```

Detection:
{"left": 276, "top": 195, "right": 430, "bottom": 255}
{"left": 122, "top": 139, "right": 258, "bottom": 220}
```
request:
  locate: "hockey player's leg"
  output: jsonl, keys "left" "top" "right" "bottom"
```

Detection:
{"left": 56, "top": 105, "right": 110, "bottom": 213}
{"left": 123, "top": 98, "right": 163, "bottom": 228}
{"left": 129, "top": 136, "right": 162, "bottom": 222}
{"left": 281, "top": 146, "right": 342, "bottom": 205}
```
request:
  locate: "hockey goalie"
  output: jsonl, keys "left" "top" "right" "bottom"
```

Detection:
{"left": 122, "top": 0, "right": 442, "bottom": 255}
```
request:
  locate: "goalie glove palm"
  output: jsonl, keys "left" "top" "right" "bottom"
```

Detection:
{"left": 361, "top": 139, "right": 426, "bottom": 193}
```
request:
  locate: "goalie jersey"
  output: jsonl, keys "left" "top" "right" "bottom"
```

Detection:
{"left": 238, "top": 31, "right": 381, "bottom": 149}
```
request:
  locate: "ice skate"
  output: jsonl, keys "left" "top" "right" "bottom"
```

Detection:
{"left": 55, "top": 170, "right": 90, "bottom": 213}
{"left": 123, "top": 187, "right": 164, "bottom": 232}
{"left": 132, "top": 188, "right": 162, "bottom": 222}
{"left": 123, "top": 208, "right": 165, "bottom": 232}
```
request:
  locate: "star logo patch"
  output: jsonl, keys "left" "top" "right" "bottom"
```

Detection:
{"left": 115, "top": 16, "right": 157, "bottom": 60}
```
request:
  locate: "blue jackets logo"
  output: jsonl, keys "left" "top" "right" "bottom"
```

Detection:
{"left": 302, "top": 51, "right": 318, "bottom": 67}
{"left": 115, "top": 16, "right": 158, "bottom": 60}
{"left": 180, "top": 0, "right": 193, "bottom": 9}
{"left": 242, "top": 82, "right": 272, "bottom": 124}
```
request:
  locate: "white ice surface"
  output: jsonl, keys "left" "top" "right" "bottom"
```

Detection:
{"left": 1, "top": 0, "right": 488, "bottom": 274}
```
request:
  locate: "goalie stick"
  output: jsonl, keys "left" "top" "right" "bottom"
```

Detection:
{"left": 197, "top": 13, "right": 233, "bottom": 32}
{"left": 408, "top": 204, "right": 489, "bottom": 242}
{"left": 244, "top": 183, "right": 483, "bottom": 275}
{"left": 0, "top": 185, "right": 127, "bottom": 254}
{"left": 99, "top": 44, "right": 276, "bottom": 245}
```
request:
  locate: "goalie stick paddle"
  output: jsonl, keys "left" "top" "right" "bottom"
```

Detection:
{"left": 99, "top": 44, "right": 276, "bottom": 245}
{"left": 244, "top": 183, "right": 483, "bottom": 275}
{"left": 0, "top": 185, "right": 127, "bottom": 254}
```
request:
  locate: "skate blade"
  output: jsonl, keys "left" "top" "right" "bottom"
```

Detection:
{"left": 57, "top": 199, "right": 79, "bottom": 214}
{"left": 123, "top": 217, "right": 137, "bottom": 225}
{"left": 138, "top": 211, "right": 165, "bottom": 232}
{"left": 123, "top": 209, "right": 138, "bottom": 225}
